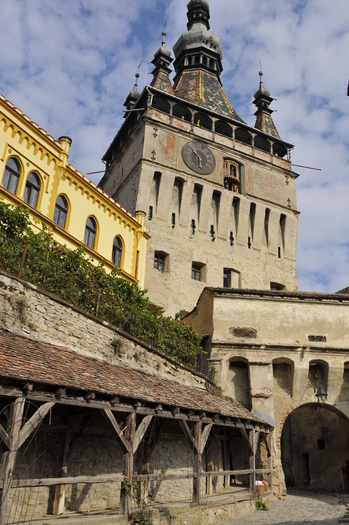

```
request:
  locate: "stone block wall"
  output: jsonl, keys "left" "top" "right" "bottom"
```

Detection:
{"left": 0, "top": 271, "right": 207, "bottom": 390}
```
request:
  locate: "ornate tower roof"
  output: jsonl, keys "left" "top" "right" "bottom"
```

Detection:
{"left": 253, "top": 71, "right": 280, "bottom": 139}
{"left": 172, "top": 0, "right": 244, "bottom": 121}
{"left": 150, "top": 31, "right": 175, "bottom": 95}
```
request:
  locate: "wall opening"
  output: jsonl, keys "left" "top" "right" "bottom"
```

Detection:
{"left": 194, "top": 113, "right": 212, "bottom": 130}
{"left": 262, "top": 208, "right": 270, "bottom": 247}
{"left": 248, "top": 203, "right": 256, "bottom": 247}
{"left": 281, "top": 404, "right": 349, "bottom": 491}
{"left": 173, "top": 104, "right": 191, "bottom": 122}
{"left": 308, "top": 360, "right": 328, "bottom": 394}
{"left": 190, "top": 184, "right": 202, "bottom": 228}
{"left": 226, "top": 359, "right": 250, "bottom": 409}
{"left": 152, "top": 96, "right": 170, "bottom": 114}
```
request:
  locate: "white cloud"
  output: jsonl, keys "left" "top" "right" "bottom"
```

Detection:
{"left": 0, "top": 0, "right": 349, "bottom": 293}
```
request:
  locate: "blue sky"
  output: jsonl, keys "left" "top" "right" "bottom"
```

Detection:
{"left": 1, "top": 0, "right": 349, "bottom": 294}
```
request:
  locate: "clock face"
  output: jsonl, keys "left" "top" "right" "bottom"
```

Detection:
{"left": 182, "top": 141, "right": 216, "bottom": 175}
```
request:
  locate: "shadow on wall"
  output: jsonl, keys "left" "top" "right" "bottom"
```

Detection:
{"left": 281, "top": 403, "right": 349, "bottom": 491}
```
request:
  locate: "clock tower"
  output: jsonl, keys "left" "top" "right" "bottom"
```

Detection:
{"left": 99, "top": 0, "right": 299, "bottom": 316}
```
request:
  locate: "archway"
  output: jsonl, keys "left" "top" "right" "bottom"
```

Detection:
{"left": 281, "top": 403, "right": 349, "bottom": 491}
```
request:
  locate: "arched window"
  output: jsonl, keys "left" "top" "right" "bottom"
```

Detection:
{"left": 235, "top": 128, "right": 252, "bottom": 145}
{"left": 84, "top": 217, "right": 97, "bottom": 249}
{"left": 53, "top": 195, "right": 68, "bottom": 229}
{"left": 2, "top": 158, "right": 20, "bottom": 195}
{"left": 23, "top": 172, "right": 40, "bottom": 208}
{"left": 215, "top": 120, "right": 233, "bottom": 138}
{"left": 194, "top": 112, "right": 212, "bottom": 131}
{"left": 112, "top": 236, "right": 123, "bottom": 267}
{"left": 255, "top": 135, "right": 271, "bottom": 153}
{"left": 152, "top": 96, "right": 170, "bottom": 114}
{"left": 173, "top": 104, "right": 191, "bottom": 122}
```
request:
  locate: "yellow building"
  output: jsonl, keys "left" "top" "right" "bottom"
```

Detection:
{"left": 0, "top": 92, "right": 149, "bottom": 287}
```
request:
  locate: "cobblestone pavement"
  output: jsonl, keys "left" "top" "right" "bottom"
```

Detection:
{"left": 225, "top": 491, "right": 348, "bottom": 524}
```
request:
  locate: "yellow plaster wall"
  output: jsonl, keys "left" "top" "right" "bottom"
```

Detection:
{"left": 0, "top": 94, "right": 148, "bottom": 288}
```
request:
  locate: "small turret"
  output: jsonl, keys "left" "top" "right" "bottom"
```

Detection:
{"left": 253, "top": 71, "right": 280, "bottom": 139}
{"left": 123, "top": 72, "right": 141, "bottom": 117}
{"left": 151, "top": 31, "right": 175, "bottom": 95}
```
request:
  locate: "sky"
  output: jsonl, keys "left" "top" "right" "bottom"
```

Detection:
{"left": 0, "top": 0, "right": 349, "bottom": 294}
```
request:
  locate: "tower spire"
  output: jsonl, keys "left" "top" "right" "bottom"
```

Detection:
{"left": 150, "top": 31, "right": 175, "bottom": 95}
{"left": 253, "top": 70, "right": 280, "bottom": 139}
{"left": 123, "top": 70, "right": 141, "bottom": 117}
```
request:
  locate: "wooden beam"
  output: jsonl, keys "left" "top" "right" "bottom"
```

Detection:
{"left": 223, "top": 429, "right": 230, "bottom": 489}
{"left": 0, "top": 387, "right": 263, "bottom": 433}
{"left": 103, "top": 409, "right": 132, "bottom": 453}
{"left": 18, "top": 402, "right": 55, "bottom": 449}
{"left": 6, "top": 473, "right": 125, "bottom": 489}
{"left": 266, "top": 432, "right": 273, "bottom": 492}
{"left": 239, "top": 427, "right": 253, "bottom": 455}
{"left": 200, "top": 423, "right": 213, "bottom": 454}
{"left": 178, "top": 420, "right": 198, "bottom": 452}
{"left": 120, "top": 412, "right": 136, "bottom": 516}
{"left": 206, "top": 435, "right": 213, "bottom": 495}
{"left": 254, "top": 430, "right": 260, "bottom": 456}
{"left": 193, "top": 422, "right": 202, "bottom": 505}
{"left": 0, "top": 397, "right": 25, "bottom": 525}
{"left": 133, "top": 415, "right": 153, "bottom": 454}
{"left": 249, "top": 430, "right": 256, "bottom": 497}
{"left": 0, "top": 468, "right": 272, "bottom": 489}
{"left": 261, "top": 431, "right": 271, "bottom": 457}
{"left": 53, "top": 421, "right": 71, "bottom": 516}
{"left": 0, "top": 425, "right": 10, "bottom": 451}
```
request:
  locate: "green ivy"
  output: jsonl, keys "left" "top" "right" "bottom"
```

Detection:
{"left": 0, "top": 202, "right": 207, "bottom": 373}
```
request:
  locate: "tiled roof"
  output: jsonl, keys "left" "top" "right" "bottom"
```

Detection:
{"left": 174, "top": 70, "right": 244, "bottom": 122}
{"left": 254, "top": 112, "right": 280, "bottom": 139}
{"left": 151, "top": 71, "right": 175, "bottom": 95}
{"left": 336, "top": 286, "right": 349, "bottom": 294}
{"left": 0, "top": 328, "right": 263, "bottom": 423}
{"left": 205, "top": 287, "right": 349, "bottom": 302}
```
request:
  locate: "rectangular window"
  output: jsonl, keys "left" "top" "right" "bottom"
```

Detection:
{"left": 224, "top": 268, "right": 240, "bottom": 288}
{"left": 223, "top": 269, "right": 231, "bottom": 288}
{"left": 154, "top": 251, "right": 168, "bottom": 272}
{"left": 191, "top": 265, "right": 202, "bottom": 281}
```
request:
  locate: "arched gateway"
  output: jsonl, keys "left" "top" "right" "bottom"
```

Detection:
{"left": 281, "top": 403, "right": 349, "bottom": 491}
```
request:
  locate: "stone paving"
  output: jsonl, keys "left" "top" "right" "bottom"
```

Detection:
{"left": 224, "top": 491, "right": 348, "bottom": 524}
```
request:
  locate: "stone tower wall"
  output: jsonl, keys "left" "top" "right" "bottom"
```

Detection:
{"left": 102, "top": 111, "right": 299, "bottom": 315}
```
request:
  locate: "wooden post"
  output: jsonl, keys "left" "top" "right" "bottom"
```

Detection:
{"left": 120, "top": 412, "right": 136, "bottom": 516}
{"left": 206, "top": 435, "right": 213, "bottom": 495}
{"left": 0, "top": 397, "right": 25, "bottom": 525}
{"left": 223, "top": 430, "right": 230, "bottom": 489}
{"left": 249, "top": 429, "right": 256, "bottom": 497}
{"left": 139, "top": 418, "right": 158, "bottom": 504}
{"left": 266, "top": 432, "right": 273, "bottom": 492}
{"left": 193, "top": 422, "right": 202, "bottom": 505}
{"left": 53, "top": 422, "right": 71, "bottom": 515}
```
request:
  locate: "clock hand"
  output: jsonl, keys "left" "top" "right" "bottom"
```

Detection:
{"left": 191, "top": 147, "right": 202, "bottom": 169}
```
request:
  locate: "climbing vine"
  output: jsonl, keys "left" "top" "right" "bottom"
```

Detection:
{"left": 0, "top": 202, "right": 208, "bottom": 373}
